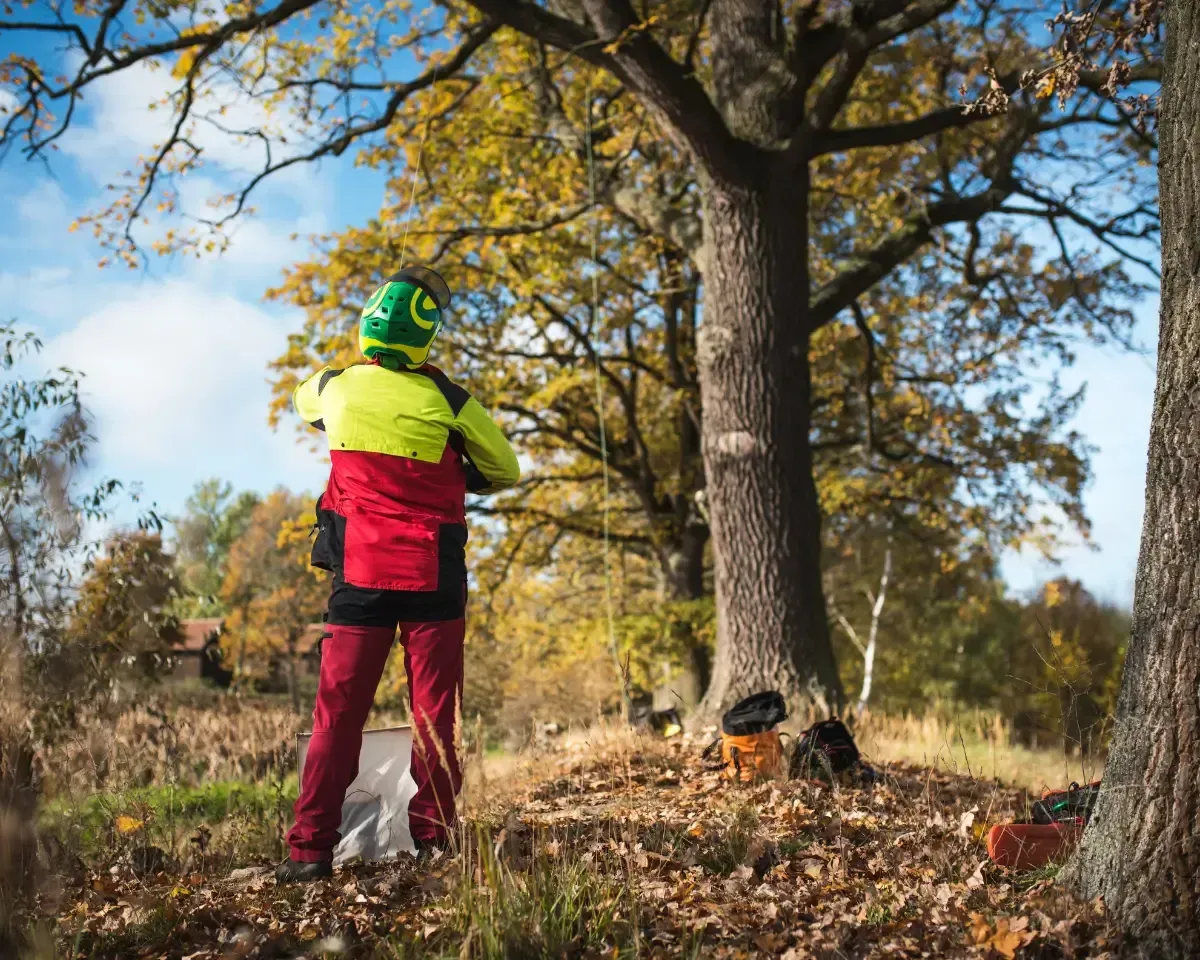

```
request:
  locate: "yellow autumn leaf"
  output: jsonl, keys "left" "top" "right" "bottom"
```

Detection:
{"left": 115, "top": 815, "right": 144, "bottom": 835}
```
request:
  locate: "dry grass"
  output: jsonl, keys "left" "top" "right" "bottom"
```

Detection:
{"left": 24, "top": 721, "right": 1117, "bottom": 959}
{"left": 11, "top": 698, "right": 1115, "bottom": 957}
{"left": 848, "top": 710, "right": 1106, "bottom": 794}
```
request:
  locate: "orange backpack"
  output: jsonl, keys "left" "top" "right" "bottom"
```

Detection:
{"left": 720, "top": 730, "right": 785, "bottom": 782}
{"left": 702, "top": 692, "right": 789, "bottom": 782}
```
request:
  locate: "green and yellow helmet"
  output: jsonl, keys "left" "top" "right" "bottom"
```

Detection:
{"left": 359, "top": 266, "right": 452, "bottom": 368}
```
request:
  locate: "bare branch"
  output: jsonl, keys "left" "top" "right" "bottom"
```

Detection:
{"left": 466, "top": 0, "right": 744, "bottom": 179}
{"left": 809, "top": 182, "right": 1014, "bottom": 329}
{"left": 468, "top": 502, "right": 651, "bottom": 545}
{"left": 200, "top": 25, "right": 498, "bottom": 230}
{"left": 796, "top": 0, "right": 961, "bottom": 143}
{"left": 805, "top": 44, "right": 871, "bottom": 136}
{"left": 811, "top": 104, "right": 975, "bottom": 157}
{"left": 683, "top": 0, "right": 714, "bottom": 72}
{"left": 863, "top": 0, "right": 960, "bottom": 48}
{"left": 0, "top": 19, "right": 91, "bottom": 54}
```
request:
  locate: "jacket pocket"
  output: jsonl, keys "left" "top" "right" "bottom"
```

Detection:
{"left": 342, "top": 509, "right": 440, "bottom": 591}
{"left": 310, "top": 499, "right": 344, "bottom": 572}
{"left": 437, "top": 523, "right": 468, "bottom": 586}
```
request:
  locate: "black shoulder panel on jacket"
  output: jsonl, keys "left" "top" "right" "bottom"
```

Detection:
{"left": 318, "top": 368, "right": 345, "bottom": 395}
{"left": 411, "top": 365, "right": 470, "bottom": 416}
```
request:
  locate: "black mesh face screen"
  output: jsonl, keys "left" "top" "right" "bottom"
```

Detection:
{"left": 388, "top": 266, "right": 452, "bottom": 310}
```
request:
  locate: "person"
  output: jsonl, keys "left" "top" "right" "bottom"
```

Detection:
{"left": 275, "top": 266, "right": 519, "bottom": 883}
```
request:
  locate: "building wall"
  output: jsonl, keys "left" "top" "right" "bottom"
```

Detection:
{"left": 170, "top": 654, "right": 203, "bottom": 681}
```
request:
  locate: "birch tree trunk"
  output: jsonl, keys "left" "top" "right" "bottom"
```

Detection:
{"left": 857, "top": 545, "right": 892, "bottom": 713}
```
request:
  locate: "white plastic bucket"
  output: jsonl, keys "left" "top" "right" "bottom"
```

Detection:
{"left": 297, "top": 724, "right": 418, "bottom": 864}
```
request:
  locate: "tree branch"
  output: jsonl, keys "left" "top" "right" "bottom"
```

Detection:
{"left": 466, "top": 0, "right": 744, "bottom": 179}
{"left": 468, "top": 502, "right": 651, "bottom": 545}
{"left": 199, "top": 25, "right": 498, "bottom": 230}
{"left": 809, "top": 182, "right": 1014, "bottom": 329}
{"left": 604, "top": 181, "right": 705, "bottom": 266}
{"left": 795, "top": 0, "right": 961, "bottom": 146}
{"left": 811, "top": 104, "right": 976, "bottom": 157}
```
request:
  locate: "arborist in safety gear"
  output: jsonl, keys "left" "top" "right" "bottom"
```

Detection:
{"left": 276, "top": 266, "right": 519, "bottom": 884}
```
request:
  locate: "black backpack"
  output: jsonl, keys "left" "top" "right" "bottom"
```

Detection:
{"left": 632, "top": 705, "right": 683, "bottom": 737}
{"left": 789, "top": 718, "right": 862, "bottom": 779}
{"left": 721, "top": 691, "right": 788, "bottom": 736}
{"left": 1031, "top": 781, "right": 1100, "bottom": 826}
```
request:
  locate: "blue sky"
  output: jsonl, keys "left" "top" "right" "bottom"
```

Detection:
{"left": 0, "top": 50, "right": 1158, "bottom": 608}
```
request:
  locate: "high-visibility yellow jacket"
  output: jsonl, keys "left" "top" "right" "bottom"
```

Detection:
{"left": 293, "top": 360, "right": 519, "bottom": 594}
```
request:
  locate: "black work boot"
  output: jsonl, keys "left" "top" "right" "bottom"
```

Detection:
{"left": 275, "top": 857, "right": 333, "bottom": 884}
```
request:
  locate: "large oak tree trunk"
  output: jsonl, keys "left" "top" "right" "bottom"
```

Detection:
{"left": 1068, "top": 7, "right": 1200, "bottom": 952}
{"left": 659, "top": 525, "right": 712, "bottom": 703}
{"left": 695, "top": 158, "right": 844, "bottom": 718}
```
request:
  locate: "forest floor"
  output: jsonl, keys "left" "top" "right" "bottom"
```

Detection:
{"left": 27, "top": 727, "right": 1116, "bottom": 960}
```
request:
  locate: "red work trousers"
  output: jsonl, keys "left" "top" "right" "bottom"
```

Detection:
{"left": 286, "top": 619, "right": 464, "bottom": 862}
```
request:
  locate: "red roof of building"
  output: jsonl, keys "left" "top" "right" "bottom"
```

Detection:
{"left": 175, "top": 618, "right": 224, "bottom": 652}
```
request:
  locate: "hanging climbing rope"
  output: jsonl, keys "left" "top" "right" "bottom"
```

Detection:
{"left": 583, "top": 74, "right": 628, "bottom": 720}
{"left": 389, "top": 60, "right": 626, "bottom": 717}
{"left": 397, "top": 64, "right": 440, "bottom": 269}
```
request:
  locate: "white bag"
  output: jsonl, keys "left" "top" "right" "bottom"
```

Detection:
{"left": 296, "top": 724, "right": 418, "bottom": 864}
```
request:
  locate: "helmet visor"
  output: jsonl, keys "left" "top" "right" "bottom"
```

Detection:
{"left": 388, "top": 266, "right": 451, "bottom": 311}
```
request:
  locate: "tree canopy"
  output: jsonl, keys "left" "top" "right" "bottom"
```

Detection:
{"left": 172, "top": 479, "right": 261, "bottom": 617}
{"left": 220, "top": 489, "right": 326, "bottom": 704}
{"left": 0, "top": 0, "right": 1159, "bottom": 709}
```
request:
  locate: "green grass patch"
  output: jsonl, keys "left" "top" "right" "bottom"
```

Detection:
{"left": 41, "top": 777, "right": 298, "bottom": 857}
{"left": 778, "top": 836, "right": 813, "bottom": 858}
{"left": 698, "top": 804, "right": 760, "bottom": 876}
{"left": 1013, "top": 861, "right": 1063, "bottom": 891}
{"left": 387, "top": 830, "right": 638, "bottom": 959}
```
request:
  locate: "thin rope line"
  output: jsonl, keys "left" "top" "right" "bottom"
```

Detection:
{"left": 584, "top": 74, "right": 623, "bottom": 716}
{"left": 398, "top": 64, "right": 440, "bottom": 269}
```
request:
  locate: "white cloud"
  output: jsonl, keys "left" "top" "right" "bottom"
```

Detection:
{"left": 2, "top": 54, "right": 343, "bottom": 522}
{"left": 1, "top": 180, "right": 74, "bottom": 253}
{"left": 0, "top": 266, "right": 73, "bottom": 318}
{"left": 171, "top": 174, "right": 328, "bottom": 277}
{"left": 53, "top": 59, "right": 334, "bottom": 287}
{"left": 46, "top": 280, "right": 326, "bottom": 498}
{"left": 18, "top": 178, "right": 69, "bottom": 222}
{"left": 62, "top": 58, "right": 319, "bottom": 191}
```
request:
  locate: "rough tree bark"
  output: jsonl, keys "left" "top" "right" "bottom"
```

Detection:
{"left": 696, "top": 154, "right": 844, "bottom": 716}
{"left": 662, "top": 524, "right": 712, "bottom": 697}
{"left": 1068, "top": 4, "right": 1199, "bottom": 953}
